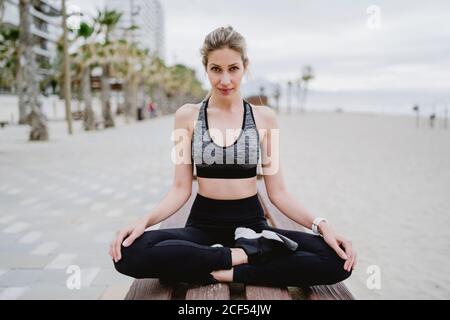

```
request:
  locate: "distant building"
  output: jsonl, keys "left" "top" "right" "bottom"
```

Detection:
{"left": 2, "top": 0, "right": 62, "bottom": 80}
{"left": 107, "top": 0, "right": 166, "bottom": 60}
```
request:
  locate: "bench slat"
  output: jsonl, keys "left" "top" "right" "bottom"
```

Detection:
{"left": 256, "top": 179, "right": 355, "bottom": 300}
{"left": 125, "top": 279, "right": 174, "bottom": 300}
{"left": 186, "top": 283, "right": 231, "bottom": 300}
{"left": 307, "top": 283, "right": 354, "bottom": 300}
{"left": 245, "top": 286, "right": 292, "bottom": 300}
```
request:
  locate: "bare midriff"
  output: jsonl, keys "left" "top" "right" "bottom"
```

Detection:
{"left": 197, "top": 177, "right": 258, "bottom": 200}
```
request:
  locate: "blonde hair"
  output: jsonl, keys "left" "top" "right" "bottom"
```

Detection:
{"left": 200, "top": 26, "right": 250, "bottom": 100}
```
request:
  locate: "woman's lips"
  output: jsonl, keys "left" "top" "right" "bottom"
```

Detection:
{"left": 219, "top": 88, "right": 233, "bottom": 94}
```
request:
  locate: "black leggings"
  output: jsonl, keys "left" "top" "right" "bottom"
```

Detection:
{"left": 114, "top": 193, "right": 352, "bottom": 287}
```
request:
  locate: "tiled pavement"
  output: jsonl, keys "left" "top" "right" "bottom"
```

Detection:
{"left": 1, "top": 116, "right": 174, "bottom": 299}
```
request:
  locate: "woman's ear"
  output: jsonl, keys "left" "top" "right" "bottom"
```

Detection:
{"left": 244, "top": 58, "right": 250, "bottom": 70}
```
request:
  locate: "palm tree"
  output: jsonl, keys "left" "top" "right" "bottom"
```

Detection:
{"left": 164, "top": 64, "right": 204, "bottom": 113}
{"left": 72, "top": 38, "right": 147, "bottom": 124}
{"left": 300, "top": 65, "right": 314, "bottom": 112}
{"left": 0, "top": 0, "right": 5, "bottom": 21}
{"left": 146, "top": 56, "right": 169, "bottom": 114}
{"left": 0, "top": 24, "right": 20, "bottom": 92}
{"left": 94, "top": 8, "right": 122, "bottom": 128}
{"left": 76, "top": 22, "right": 96, "bottom": 131}
{"left": 287, "top": 80, "right": 293, "bottom": 114}
{"left": 296, "top": 78, "right": 302, "bottom": 112}
{"left": 273, "top": 84, "right": 281, "bottom": 111}
{"left": 412, "top": 104, "right": 420, "bottom": 128}
{"left": 444, "top": 105, "right": 448, "bottom": 129}
{"left": 121, "top": 43, "right": 145, "bottom": 122}
{"left": 18, "top": 0, "right": 48, "bottom": 140}
{"left": 95, "top": 8, "right": 122, "bottom": 44}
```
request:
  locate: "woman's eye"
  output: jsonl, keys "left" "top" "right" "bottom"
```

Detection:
{"left": 211, "top": 67, "right": 238, "bottom": 72}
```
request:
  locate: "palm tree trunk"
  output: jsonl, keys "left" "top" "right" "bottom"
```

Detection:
{"left": 287, "top": 81, "right": 292, "bottom": 114}
{"left": 17, "top": 1, "right": 26, "bottom": 125}
{"left": 101, "top": 63, "right": 115, "bottom": 128}
{"left": 16, "top": 53, "right": 26, "bottom": 124}
{"left": 130, "top": 75, "right": 138, "bottom": 120}
{"left": 123, "top": 78, "right": 131, "bottom": 123}
{"left": 137, "top": 81, "right": 146, "bottom": 120}
{"left": 302, "top": 82, "right": 309, "bottom": 112}
{"left": 0, "top": 0, "right": 5, "bottom": 23}
{"left": 18, "top": 0, "right": 48, "bottom": 140}
{"left": 124, "top": 74, "right": 139, "bottom": 122}
{"left": 82, "top": 67, "right": 95, "bottom": 131}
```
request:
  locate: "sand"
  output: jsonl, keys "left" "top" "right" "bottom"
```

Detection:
{"left": 277, "top": 111, "right": 450, "bottom": 299}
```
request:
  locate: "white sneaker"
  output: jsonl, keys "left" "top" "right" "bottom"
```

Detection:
{"left": 211, "top": 244, "right": 224, "bottom": 248}
{"left": 234, "top": 227, "right": 298, "bottom": 250}
{"left": 234, "top": 227, "right": 298, "bottom": 264}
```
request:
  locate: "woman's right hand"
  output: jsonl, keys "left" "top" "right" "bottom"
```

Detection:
{"left": 110, "top": 219, "right": 147, "bottom": 263}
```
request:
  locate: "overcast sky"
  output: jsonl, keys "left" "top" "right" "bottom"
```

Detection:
{"left": 70, "top": 0, "right": 450, "bottom": 93}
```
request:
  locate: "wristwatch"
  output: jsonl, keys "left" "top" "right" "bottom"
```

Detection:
{"left": 312, "top": 217, "right": 328, "bottom": 236}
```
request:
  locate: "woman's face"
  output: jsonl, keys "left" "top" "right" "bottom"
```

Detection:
{"left": 206, "top": 47, "right": 246, "bottom": 98}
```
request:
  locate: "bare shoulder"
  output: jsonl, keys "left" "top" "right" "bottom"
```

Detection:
{"left": 174, "top": 103, "right": 201, "bottom": 131}
{"left": 175, "top": 103, "right": 198, "bottom": 118}
{"left": 248, "top": 103, "right": 278, "bottom": 128}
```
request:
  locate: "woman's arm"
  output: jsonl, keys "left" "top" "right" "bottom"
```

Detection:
{"left": 260, "top": 107, "right": 356, "bottom": 271}
{"left": 259, "top": 107, "right": 317, "bottom": 230}
{"left": 110, "top": 104, "right": 194, "bottom": 262}
{"left": 140, "top": 185, "right": 192, "bottom": 228}
{"left": 141, "top": 104, "right": 195, "bottom": 228}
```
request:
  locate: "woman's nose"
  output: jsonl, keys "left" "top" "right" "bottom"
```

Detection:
{"left": 220, "top": 73, "right": 231, "bottom": 85}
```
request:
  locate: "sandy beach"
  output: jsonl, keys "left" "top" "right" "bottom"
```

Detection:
{"left": 277, "top": 112, "right": 450, "bottom": 299}
{"left": 0, "top": 110, "right": 449, "bottom": 299}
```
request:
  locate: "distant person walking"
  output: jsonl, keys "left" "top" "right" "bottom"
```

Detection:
{"left": 147, "top": 101, "right": 158, "bottom": 119}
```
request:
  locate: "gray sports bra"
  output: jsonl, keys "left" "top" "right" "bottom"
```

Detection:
{"left": 191, "top": 97, "right": 261, "bottom": 179}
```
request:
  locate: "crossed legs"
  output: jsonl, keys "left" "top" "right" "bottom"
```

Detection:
{"left": 114, "top": 225, "right": 351, "bottom": 287}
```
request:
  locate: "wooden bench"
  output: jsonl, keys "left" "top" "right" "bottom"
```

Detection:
{"left": 124, "top": 177, "right": 354, "bottom": 300}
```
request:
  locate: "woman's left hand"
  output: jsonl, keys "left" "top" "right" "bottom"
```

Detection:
{"left": 321, "top": 225, "right": 357, "bottom": 272}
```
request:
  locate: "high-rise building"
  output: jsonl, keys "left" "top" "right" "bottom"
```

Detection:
{"left": 1, "top": 0, "right": 62, "bottom": 77}
{"left": 107, "top": 0, "right": 165, "bottom": 60}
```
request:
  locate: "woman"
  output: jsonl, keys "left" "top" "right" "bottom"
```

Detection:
{"left": 110, "top": 26, "right": 356, "bottom": 287}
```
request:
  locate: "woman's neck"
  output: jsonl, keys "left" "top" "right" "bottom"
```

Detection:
{"left": 209, "top": 93, "right": 243, "bottom": 111}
